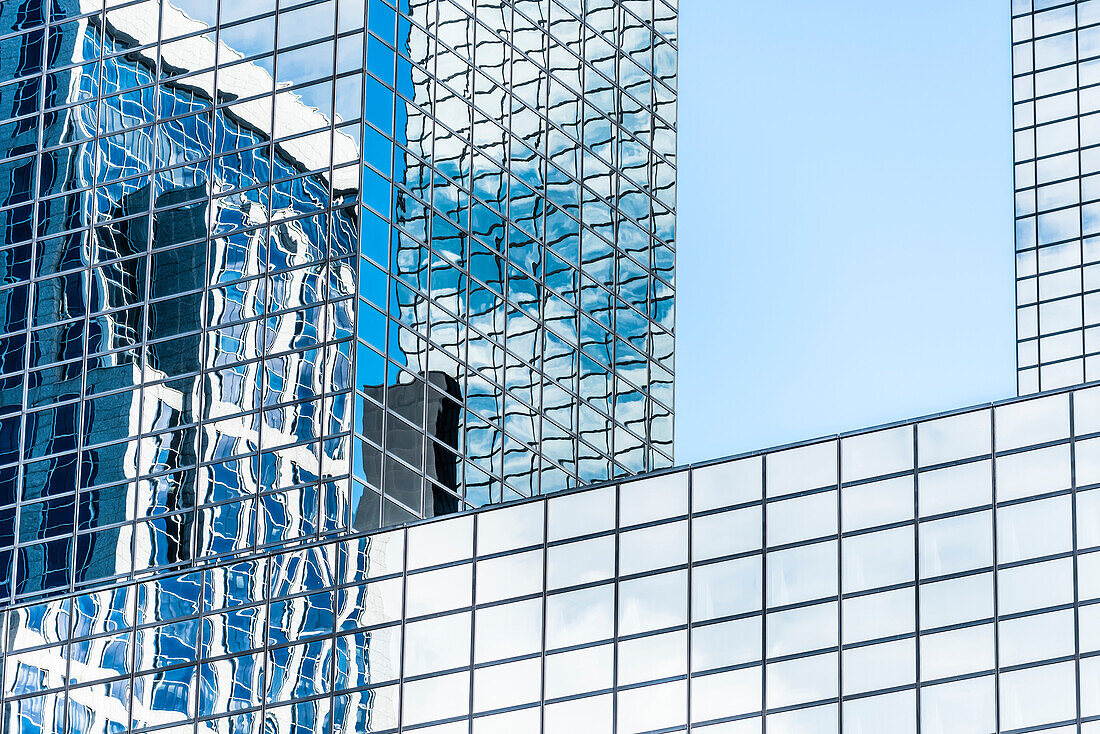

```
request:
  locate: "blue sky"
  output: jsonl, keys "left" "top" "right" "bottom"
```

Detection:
{"left": 674, "top": 1, "right": 1017, "bottom": 463}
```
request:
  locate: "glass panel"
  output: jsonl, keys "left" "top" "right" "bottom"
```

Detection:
{"left": 995, "top": 392, "right": 1069, "bottom": 450}
{"left": 403, "top": 612, "right": 470, "bottom": 676}
{"left": 692, "top": 456, "right": 762, "bottom": 512}
{"left": 544, "top": 644, "right": 613, "bottom": 700}
{"left": 406, "top": 515, "right": 473, "bottom": 568}
{"left": 546, "top": 584, "right": 614, "bottom": 649}
{"left": 543, "top": 694, "right": 612, "bottom": 734}
{"left": 766, "top": 490, "right": 836, "bottom": 546}
{"left": 616, "top": 679, "right": 686, "bottom": 734}
{"left": 842, "top": 690, "right": 915, "bottom": 734}
{"left": 475, "top": 549, "right": 542, "bottom": 604}
{"left": 841, "top": 425, "right": 912, "bottom": 482}
{"left": 405, "top": 563, "right": 472, "bottom": 617}
{"left": 691, "top": 616, "right": 762, "bottom": 673}
{"left": 767, "top": 703, "right": 837, "bottom": 734}
{"left": 920, "top": 675, "right": 994, "bottom": 734}
{"left": 472, "top": 658, "right": 540, "bottom": 713}
{"left": 476, "top": 500, "right": 543, "bottom": 555}
{"left": 766, "top": 601, "right": 836, "bottom": 657}
{"left": 619, "top": 471, "right": 687, "bottom": 527}
{"left": 918, "top": 511, "right": 992, "bottom": 578}
{"left": 842, "top": 587, "right": 915, "bottom": 644}
{"left": 473, "top": 598, "right": 542, "bottom": 664}
{"left": 917, "top": 409, "right": 991, "bottom": 467}
{"left": 765, "top": 652, "right": 837, "bottom": 709}
{"left": 995, "top": 443, "right": 1071, "bottom": 501}
{"left": 917, "top": 460, "right": 991, "bottom": 517}
{"left": 842, "top": 525, "right": 914, "bottom": 593}
{"left": 999, "top": 557, "right": 1074, "bottom": 614}
{"left": 619, "top": 520, "right": 687, "bottom": 575}
{"left": 693, "top": 505, "right": 761, "bottom": 561}
{"left": 919, "top": 623, "right": 994, "bottom": 681}
{"left": 841, "top": 638, "right": 915, "bottom": 696}
{"left": 401, "top": 670, "right": 470, "bottom": 727}
{"left": 693, "top": 556, "right": 762, "bottom": 622}
{"left": 548, "top": 485, "right": 615, "bottom": 541}
{"left": 999, "top": 661, "right": 1077, "bottom": 731}
{"left": 999, "top": 609, "right": 1075, "bottom": 666}
{"left": 919, "top": 572, "right": 993, "bottom": 630}
{"left": 996, "top": 495, "right": 1073, "bottom": 563}
{"left": 691, "top": 667, "right": 762, "bottom": 724}
{"left": 841, "top": 475, "right": 913, "bottom": 532}
{"left": 547, "top": 535, "right": 614, "bottom": 589}
{"left": 618, "top": 570, "right": 687, "bottom": 636}
{"left": 618, "top": 629, "right": 686, "bottom": 686}
{"left": 766, "top": 441, "right": 837, "bottom": 497}
{"left": 766, "top": 540, "right": 837, "bottom": 607}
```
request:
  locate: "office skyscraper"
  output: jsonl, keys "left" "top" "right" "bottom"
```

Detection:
{"left": 13, "top": 2, "right": 1100, "bottom": 734}
{"left": 1013, "top": 0, "right": 1100, "bottom": 394}
{"left": 0, "top": 0, "right": 677, "bottom": 603}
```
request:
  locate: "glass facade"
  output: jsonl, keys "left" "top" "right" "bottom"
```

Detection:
{"left": 1013, "top": 0, "right": 1100, "bottom": 393}
{"left": 0, "top": 0, "right": 677, "bottom": 604}
{"left": 6, "top": 382, "right": 1100, "bottom": 734}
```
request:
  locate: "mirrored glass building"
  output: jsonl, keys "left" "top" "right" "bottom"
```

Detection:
{"left": 6, "top": 383, "right": 1100, "bottom": 734}
{"left": 0, "top": 0, "right": 677, "bottom": 604}
{"left": 1013, "top": 0, "right": 1100, "bottom": 394}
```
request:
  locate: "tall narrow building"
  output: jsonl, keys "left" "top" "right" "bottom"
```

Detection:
{"left": 1013, "top": 0, "right": 1100, "bottom": 393}
{"left": 0, "top": 0, "right": 677, "bottom": 603}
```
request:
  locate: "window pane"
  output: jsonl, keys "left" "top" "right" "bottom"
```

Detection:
{"left": 766, "top": 491, "right": 836, "bottom": 546}
{"left": 620, "top": 472, "right": 687, "bottom": 527}
{"left": 619, "top": 520, "right": 687, "bottom": 575}
{"left": 619, "top": 570, "right": 687, "bottom": 635}
{"left": 472, "top": 658, "right": 540, "bottom": 713}
{"left": 999, "top": 609, "right": 1075, "bottom": 666}
{"left": 995, "top": 392, "right": 1069, "bottom": 450}
{"left": 618, "top": 629, "right": 686, "bottom": 686}
{"left": 475, "top": 549, "right": 542, "bottom": 603}
{"left": 474, "top": 598, "right": 541, "bottom": 664}
{"left": 406, "top": 514, "right": 472, "bottom": 568}
{"left": 841, "top": 425, "right": 912, "bottom": 482}
{"left": 476, "top": 500, "right": 543, "bottom": 555}
{"left": 996, "top": 495, "right": 1073, "bottom": 563}
{"left": 548, "top": 485, "right": 615, "bottom": 541}
{"left": 765, "top": 602, "right": 836, "bottom": 657}
{"left": 842, "top": 690, "right": 915, "bottom": 734}
{"left": 543, "top": 694, "right": 612, "bottom": 734}
{"left": 841, "top": 475, "right": 913, "bottom": 532}
{"left": 548, "top": 535, "right": 614, "bottom": 589}
{"left": 765, "top": 652, "right": 837, "bottom": 709}
{"left": 401, "top": 670, "right": 470, "bottom": 726}
{"left": 616, "top": 679, "right": 686, "bottom": 734}
{"left": 995, "top": 443, "right": 1071, "bottom": 501}
{"left": 919, "top": 572, "right": 993, "bottom": 630}
{"left": 767, "top": 541, "right": 837, "bottom": 607}
{"left": 693, "top": 556, "right": 762, "bottom": 622}
{"left": 920, "top": 675, "right": 995, "bottom": 734}
{"left": 403, "top": 612, "right": 471, "bottom": 676}
{"left": 919, "top": 623, "right": 994, "bottom": 681}
{"left": 766, "top": 441, "right": 837, "bottom": 498}
{"left": 546, "top": 584, "right": 614, "bottom": 649}
{"left": 917, "top": 409, "right": 991, "bottom": 467}
{"left": 841, "top": 638, "right": 915, "bottom": 696}
{"left": 767, "top": 702, "right": 837, "bottom": 734}
{"left": 918, "top": 511, "right": 992, "bottom": 578}
{"left": 405, "top": 563, "right": 472, "bottom": 616}
{"left": 544, "top": 644, "right": 613, "bottom": 700}
{"left": 843, "top": 587, "right": 915, "bottom": 644}
{"left": 999, "top": 661, "right": 1077, "bottom": 731}
{"left": 692, "top": 456, "right": 761, "bottom": 512}
{"left": 691, "top": 667, "right": 761, "bottom": 724}
{"left": 917, "top": 460, "right": 991, "bottom": 517}
{"left": 693, "top": 506, "right": 761, "bottom": 561}
{"left": 842, "top": 525, "right": 914, "bottom": 593}
{"left": 691, "top": 616, "right": 761, "bottom": 673}
{"left": 999, "top": 557, "right": 1074, "bottom": 614}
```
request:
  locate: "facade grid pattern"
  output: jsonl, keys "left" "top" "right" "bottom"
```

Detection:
{"left": 5, "top": 382, "right": 1100, "bottom": 733}
{"left": 0, "top": 0, "right": 677, "bottom": 606}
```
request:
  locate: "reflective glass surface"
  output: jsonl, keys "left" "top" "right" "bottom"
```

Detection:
{"left": 4, "top": 382, "right": 1100, "bottom": 733}
{"left": 0, "top": 0, "right": 677, "bottom": 604}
